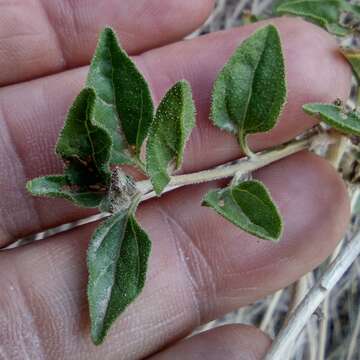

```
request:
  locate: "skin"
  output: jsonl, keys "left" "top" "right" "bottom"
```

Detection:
{"left": 0, "top": 1, "right": 352, "bottom": 359}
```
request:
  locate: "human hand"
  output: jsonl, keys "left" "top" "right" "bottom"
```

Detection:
{"left": 0, "top": 1, "right": 352, "bottom": 359}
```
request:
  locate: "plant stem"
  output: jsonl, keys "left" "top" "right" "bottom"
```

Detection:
{"left": 326, "top": 132, "right": 349, "bottom": 169}
{"left": 260, "top": 289, "right": 284, "bottom": 332}
{"left": 239, "top": 132, "right": 257, "bottom": 159}
{"left": 136, "top": 133, "right": 318, "bottom": 200}
{"left": 264, "top": 231, "right": 360, "bottom": 360}
{"left": 318, "top": 241, "right": 343, "bottom": 360}
{"left": 346, "top": 298, "right": 360, "bottom": 360}
{"left": 315, "top": 132, "right": 350, "bottom": 359}
{"left": 284, "top": 276, "right": 309, "bottom": 326}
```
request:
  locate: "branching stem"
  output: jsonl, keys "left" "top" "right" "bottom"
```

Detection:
{"left": 14, "top": 132, "right": 332, "bottom": 250}
{"left": 136, "top": 133, "right": 320, "bottom": 201}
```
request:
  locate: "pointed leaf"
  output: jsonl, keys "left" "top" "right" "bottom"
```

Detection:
{"left": 211, "top": 25, "right": 286, "bottom": 156}
{"left": 146, "top": 80, "right": 196, "bottom": 195}
{"left": 340, "top": 48, "right": 360, "bottom": 82}
{"left": 87, "top": 27, "right": 154, "bottom": 155}
{"left": 272, "top": 0, "right": 299, "bottom": 13}
{"left": 202, "top": 180, "right": 283, "bottom": 241}
{"left": 56, "top": 88, "right": 112, "bottom": 187}
{"left": 87, "top": 212, "right": 151, "bottom": 345}
{"left": 303, "top": 103, "right": 360, "bottom": 136}
{"left": 276, "top": 0, "right": 349, "bottom": 36}
{"left": 26, "top": 175, "right": 104, "bottom": 208}
{"left": 86, "top": 28, "right": 133, "bottom": 165}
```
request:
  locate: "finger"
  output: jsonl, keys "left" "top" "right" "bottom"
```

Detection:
{"left": 149, "top": 325, "right": 271, "bottom": 360}
{"left": 0, "top": 0, "right": 214, "bottom": 85}
{"left": 0, "top": 153, "right": 350, "bottom": 359}
{"left": 0, "top": 18, "right": 351, "bottom": 245}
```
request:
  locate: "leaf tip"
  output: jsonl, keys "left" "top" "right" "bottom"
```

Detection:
{"left": 302, "top": 102, "right": 324, "bottom": 116}
{"left": 100, "top": 26, "right": 117, "bottom": 40}
{"left": 267, "top": 213, "right": 283, "bottom": 242}
{"left": 25, "top": 176, "right": 48, "bottom": 196}
{"left": 263, "top": 23, "right": 279, "bottom": 33}
{"left": 25, "top": 179, "right": 34, "bottom": 193}
{"left": 255, "top": 23, "right": 282, "bottom": 40}
{"left": 90, "top": 327, "right": 106, "bottom": 346}
{"left": 302, "top": 103, "right": 312, "bottom": 112}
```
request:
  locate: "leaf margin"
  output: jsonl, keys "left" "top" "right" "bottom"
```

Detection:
{"left": 211, "top": 24, "right": 287, "bottom": 156}
{"left": 202, "top": 180, "right": 283, "bottom": 242}
{"left": 87, "top": 210, "right": 151, "bottom": 345}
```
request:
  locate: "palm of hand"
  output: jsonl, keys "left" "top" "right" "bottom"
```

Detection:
{"left": 0, "top": 1, "right": 351, "bottom": 359}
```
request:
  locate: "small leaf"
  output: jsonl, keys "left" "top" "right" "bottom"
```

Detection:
{"left": 202, "top": 180, "right": 283, "bottom": 241}
{"left": 211, "top": 25, "right": 286, "bottom": 157}
{"left": 340, "top": 47, "right": 360, "bottom": 82}
{"left": 87, "top": 27, "right": 154, "bottom": 156}
{"left": 272, "top": 0, "right": 299, "bottom": 13}
{"left": 146, "top": 80, "right": 196, "bottom": 195}
{"left": 26, "top": 175, "right": 104, "bottom": 208}
{"left": 303, "top": 103, "right": 360, "bottom": 136}
{"left": 276, "top": 0, "right": 349, "bottom": 36}
{"left": 87, "top": 212, "right": 151, "bottom": 345}
{"left": 56, "top": 88, "right": 112, "bottom": 187}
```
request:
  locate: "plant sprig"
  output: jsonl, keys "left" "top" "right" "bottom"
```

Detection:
{"left": 26, "top": 23, "right": 360, "bottom": 345}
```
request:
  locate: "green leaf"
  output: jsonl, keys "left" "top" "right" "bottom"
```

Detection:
{"left": 26, "top": 175, "right": 104, "bottom": 208}
{"left": 276, "top": 0, "right": 349, "bottom": 36}
{"left": 202, "top": 180, "right": 283, "bottom": 241}
{"left": 87, "top": 27, "right": 154, "bottom": 156}
{"left": 273, "top": 0, "right": 299, "bottom": 13}
{"left": 303, "top": 103, "right": 360, "bottom": 136}
{"left": 146, "top": 80, "right": 196, "bottom": 195}
{"left": 211, "top": 25, "right": 286, "bottom": 157}
{"left": 87, "top": 212, "right": 151, "bottom": 345}
{"left": 352, "top": 4, "right": 360, "bottom": 16}
{"left": 56, "top": 88, "right": 112, "bottom": 187}
{"left": 340, "top": 48, "right": 360, "bottom": 82}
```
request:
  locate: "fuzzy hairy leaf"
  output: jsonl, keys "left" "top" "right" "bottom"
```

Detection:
{"left": 303, "top": 103, "right": 360, "bottom": 136}
{"left": 87, "top": 27, "right": 154, "bottom": 156}
{"left": 146, "top": 81, "right": 196, "bottom": 195}
{"left": 341, "top": 48, "right": 360, "bottom": 82}
{"left": 276, "top": 0, "right": 349, "bottom": 36}
{"left": 273, "top": 0, "right": 299, "bottom": 12}
{"left": 203, "top": 180, "right": 283, "bottom": 241}
{"left": 56, "top": 88, "right": 112, "bottom": 187}
{"left": 211, "top": 25, "right": 286, "bottom": 156}
{"left": 26, "top": 175, "right": 104, "bottom": 208}
{"left": 87, "top": 212, "right": 151, "bottom": 345}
